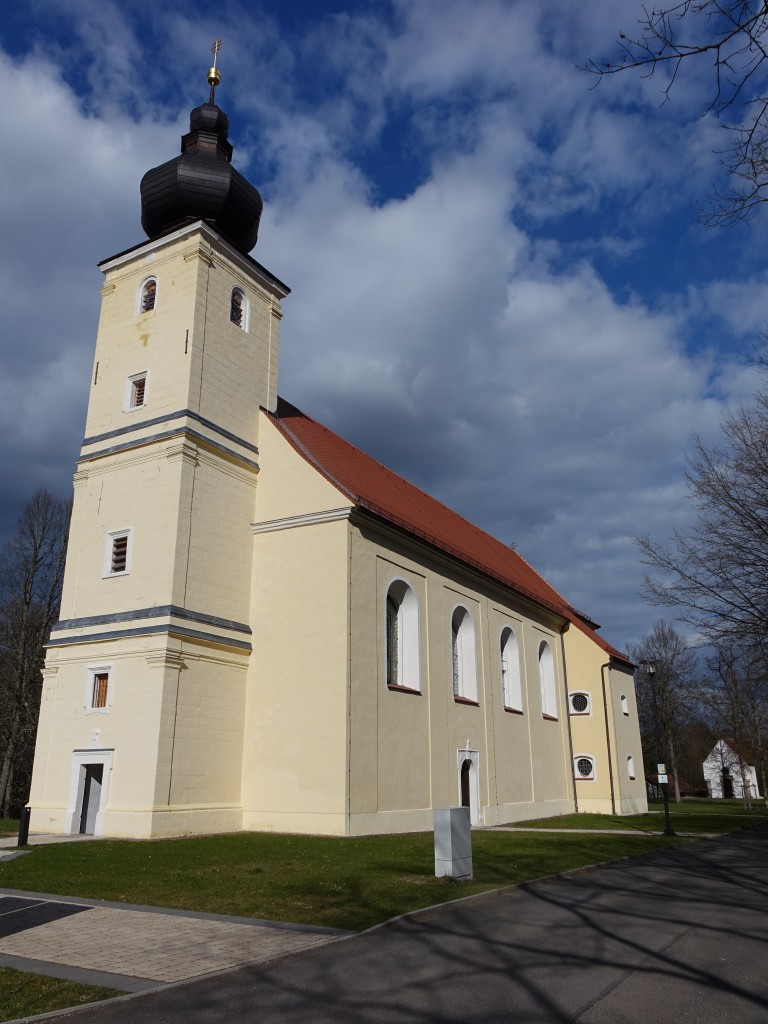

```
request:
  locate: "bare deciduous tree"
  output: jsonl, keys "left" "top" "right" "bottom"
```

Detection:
{"left": 637, "top": 391, "right": 768, "bottom": 648}
{"left": 0, "top": 490, "right": 70, "bottom": 817}
{"left": 631, "top": 620, "right": 699, "bottom": 802}
{"left": 585, "top": 1, "right": 768, "bottom": 224}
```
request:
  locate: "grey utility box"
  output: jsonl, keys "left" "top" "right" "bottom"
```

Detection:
{"left": 434, "top": 807, "right": 472, "bottom": 879}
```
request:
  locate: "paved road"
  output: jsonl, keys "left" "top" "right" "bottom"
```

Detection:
{"left": 36, "top": 826, "right": 768, "bottom": 1023}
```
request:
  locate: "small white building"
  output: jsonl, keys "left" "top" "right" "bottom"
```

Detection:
{"left": 703, "top": 740, "right": 760, "bottom": 800}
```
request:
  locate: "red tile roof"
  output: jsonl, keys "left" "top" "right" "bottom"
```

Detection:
{"left": 270, "top": 398, "right": 631, "bottom": 667}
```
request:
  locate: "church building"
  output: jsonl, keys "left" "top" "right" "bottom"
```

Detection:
{"left": 29, "top": 59, "right": 647, "bottom": 839}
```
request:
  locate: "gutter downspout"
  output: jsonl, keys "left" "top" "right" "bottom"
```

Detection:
{"left": 560, "top": 624, "right": 578, "bottom": 814}
{"left": 600, "top": 660, "right": 616, "bottom": 816}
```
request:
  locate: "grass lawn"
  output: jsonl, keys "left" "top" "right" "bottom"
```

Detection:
{"left": 514, "top": 798, "right": 768, "bottom": 836}
{"left": 0, "top": 820, "right": 19, "bottom": 836}
{"left": 0, "top": 967, "right": 120, "bottom": 1021}
{"left": 0, "top": 829, "right": 684, "bottom": 932}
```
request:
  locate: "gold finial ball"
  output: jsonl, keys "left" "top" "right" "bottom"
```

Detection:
{"left": 208, "top": 66, "right": 221, "bottom": 87}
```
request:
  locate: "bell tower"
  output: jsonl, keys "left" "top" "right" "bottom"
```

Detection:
{"left": 29, "top": 49, "right": 289, "bottom": 838}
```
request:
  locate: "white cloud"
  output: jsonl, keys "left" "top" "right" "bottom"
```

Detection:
{"left": 0, "top": 45, "right": 182, "bottom": 516}
{"left": 0, "top": 0, "right": 763, "bottom": 650}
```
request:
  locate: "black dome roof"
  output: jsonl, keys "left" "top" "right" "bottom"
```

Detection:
{"left": 140, "top": 99, "right": 263, "bottom": 254}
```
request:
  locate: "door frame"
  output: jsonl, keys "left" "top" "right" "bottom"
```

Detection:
{"left": 456, "top": 748, "right": 481, "bottom": 825}
{"left": 66, "top": 749, "right": 114, "bottom": 835}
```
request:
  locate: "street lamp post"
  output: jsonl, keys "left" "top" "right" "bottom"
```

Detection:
{"left": 644, "top": 662, "right": 675, "bottom": 837}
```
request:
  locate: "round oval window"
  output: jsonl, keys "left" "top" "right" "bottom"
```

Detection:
{"left": 571, "top": 693, "right": 589, "bottom": 713}
{"left": 576, "top": 758, "right": 593, "bottom": 777}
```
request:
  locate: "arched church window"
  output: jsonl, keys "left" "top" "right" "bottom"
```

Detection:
{"left": 539, "top": 640, "right": 557, "bottom": 719}
{"left": 230, "top": 287, "right": 247, "bottom": 329}
{"left": 139, "top": 278, "right": 157, "bottom": 313}
{"left": 386, "top": 579, "right": 420, "bottom": 691}
{"left": 451, "top": 605, "right": 478, "bottom": 703}
{"left": 500, "top": 626, "right": 523, "bottom": 711}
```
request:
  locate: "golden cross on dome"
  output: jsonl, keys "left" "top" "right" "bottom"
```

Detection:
{"left": 208, "top": 39, "right": 223, "bottom": 101}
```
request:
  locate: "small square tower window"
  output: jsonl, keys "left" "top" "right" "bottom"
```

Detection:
{"left": 104, "top": 529, "right": 131, "bottom": 577}
{"left": 92, "top": 673, "right": 109, "bottom": 708}
{"left": 85, "top": 666, "right": 112, "bottom": 715}
{"left": 125, "top": 372, "right": 147, "bottom": 411}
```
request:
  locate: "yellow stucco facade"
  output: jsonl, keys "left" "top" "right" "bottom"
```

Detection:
{"left": 29, "top": 219, "right": 646, "bottom": 840}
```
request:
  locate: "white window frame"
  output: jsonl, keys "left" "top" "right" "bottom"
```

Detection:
{"left": 85, "top": 664, "right": 112, "bottom": 715}
{"left": 137, "top": 276, "right": 158, "bottom": 315}
{"left": 500, "top": 625, "right": 523, "bottom": 712}
{"left": 627, "top": 754, "right": 636, "bottom": 780}
{"left": 621, "top": 693, "right": 630, "bottom": 716}
{"left": 124, "top": 371, "right": 148, "bottom": 412}
{"left": 230, "top": 286, "right": 249, "bottom": 331}
{"left": 569, "top": 691, "right": 592, "bottom": 716}
{"left": 539, "top": 640, "right": 558, "bottom": 719}
{"left": 574, "top": 754, "right": 595, "bottom": 781}
{"left": 451, "top": 605, "right": 478, "bottom": 703}
{"left": 385, "top": 578, "right": 421, "bottom": 692}
{"left": 103, "top": 528, "right": 132, "bottom": 578}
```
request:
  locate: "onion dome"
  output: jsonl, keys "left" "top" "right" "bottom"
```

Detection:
{"left": 140, "top": 44, "right": 263, "bottom": 254}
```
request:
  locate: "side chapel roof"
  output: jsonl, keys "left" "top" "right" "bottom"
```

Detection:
{"left": 270, "top": 398, "right": 632, "bottom": 668}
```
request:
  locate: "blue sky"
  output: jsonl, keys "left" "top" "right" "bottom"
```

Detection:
{"left": 1, "top": 0, "right": 766, "bottom": 650}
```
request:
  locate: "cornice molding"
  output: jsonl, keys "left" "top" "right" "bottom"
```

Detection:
{"left": 98, "top": 221, "right": 290, "bottom": 300}
{"left": 251, "top": 507, "right": 353, "bottom": 534}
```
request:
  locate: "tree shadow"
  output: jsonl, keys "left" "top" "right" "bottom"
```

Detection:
{"left": 53, "top": 825, "right": 768, "bottom": 1023}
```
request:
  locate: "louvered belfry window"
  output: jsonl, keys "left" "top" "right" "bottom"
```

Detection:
{"left": 111, "top": 535, "right": 128, "bottom": 574}
{"left": 92, "top": 673, "right": 109, "bottom": 709}
{"left": 131, "top": 375, "right": 146, "bottom": 407}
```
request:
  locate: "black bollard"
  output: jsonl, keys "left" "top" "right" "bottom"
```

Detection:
{"left": 17, "top": 806, "right": 30, "bottom": 846}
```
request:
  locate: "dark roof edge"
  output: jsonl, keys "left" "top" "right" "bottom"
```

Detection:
{"left": 351, "top": 500, "right": 567, "bottom": 622}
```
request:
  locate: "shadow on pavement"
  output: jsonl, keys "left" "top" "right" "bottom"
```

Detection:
{"left": 35, "top": 825, "right": 768, "bottom": 1024}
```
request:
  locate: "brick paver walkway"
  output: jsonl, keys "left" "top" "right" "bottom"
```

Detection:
{"left": 0, "top": 892, "right": 347, "bottom": 989}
